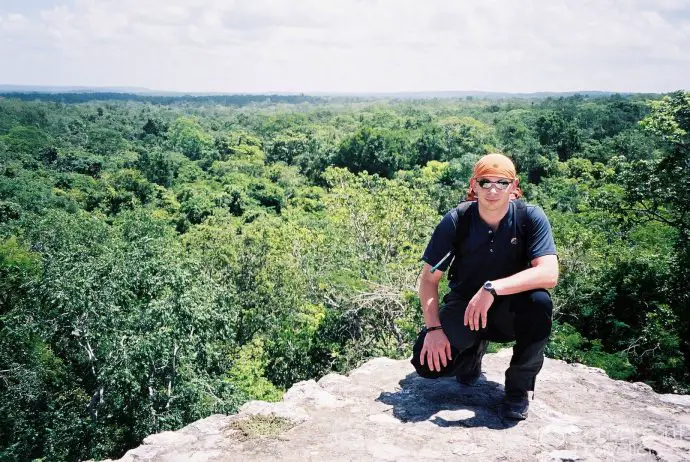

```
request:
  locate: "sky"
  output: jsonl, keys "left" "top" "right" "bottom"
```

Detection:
{"left": 0, "top": 0, "right": 689, "bottom": 94}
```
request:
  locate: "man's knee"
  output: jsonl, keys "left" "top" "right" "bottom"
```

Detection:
{"left": 410, "top": 328, "right": 457, "bottom": 379}
{"left": 528, "top": 289, "right": 553, "bottom": 316}
{"left": 515, "top": 289, "right": 553, "bottom": 341}
{"left": 439, "top": 305, "right": 477, "bottom": 351}
{"left": 411, "top": 330, "right": 434, "bottom": 378}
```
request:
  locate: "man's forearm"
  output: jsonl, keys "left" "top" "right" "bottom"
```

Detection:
{"left": 492, "top": 258, "right": 558, "bottom": 296}
{"left": 419, "top": 281, "right": 442, "bottom": 327}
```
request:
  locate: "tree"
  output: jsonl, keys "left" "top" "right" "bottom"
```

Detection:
{"left": 86, "top": 127, "right": 127, "bottom": 157}
{"left": 167, "top": 118, "right": 213, "bottom": 161}
{"left": 622, "top": 92, "right": 690, "bottom": 355}
{"left": 535, "top": 110, "right": 582, "bottom": 161}
{"left": 142, "top": 118, "right": 167, "bottom": 137}
{"left": 437, "top": 116, "right": 497, "bottom": 160}
{"left": 266, "top": 133, "right": 309, "bottom": 165}
{"left": 1, "top": 125, "right": 53, "bottom": 167}
{"left": 136, "top": 148, "right": 177, "bottom": 187}
{"left": 333, "top": 127, "right": 414, "bottom": 178}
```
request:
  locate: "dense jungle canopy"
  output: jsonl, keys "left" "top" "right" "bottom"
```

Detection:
{"left": 1, "top": 91, "right": 689, "bottom": 460}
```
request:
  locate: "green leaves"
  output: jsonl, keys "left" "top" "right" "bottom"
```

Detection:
{"left": 0, "top": 210, "right": 243, "bottom": 459}
{"left": 2, "top": 92, "right": 690, "bottom": 460}
{"left": 641, "top": 91, "right": 690, "bottom": 144}
{"left": 334, "top": 126, "right": 414, "bottom": 178}
{"left": 167, "top": 117, "right": 214, "bottom": 161}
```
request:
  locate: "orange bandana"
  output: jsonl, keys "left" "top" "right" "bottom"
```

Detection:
{"left": 466, "top": 153, "right": 523, "bottom": 200}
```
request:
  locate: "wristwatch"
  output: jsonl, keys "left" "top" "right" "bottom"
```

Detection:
{"left": 483, "top": 281, "right": 498, "bottom": 297}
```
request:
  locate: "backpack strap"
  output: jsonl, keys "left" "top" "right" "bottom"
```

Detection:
{"left": 428, "top": 201, "right": 475, "bottom": 274}
{"left": 450, "top": 201, "right": 476, "bottom": 253}
{"left": 447, "top": 201, "right": 476, "bottom": 280}
{"left": 512, "top": 200, "right": 533, "bottom": 266}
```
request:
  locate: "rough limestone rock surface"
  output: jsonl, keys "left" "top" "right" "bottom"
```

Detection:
{"left": 106, "top": 349, "right": 690, "bottom": 461}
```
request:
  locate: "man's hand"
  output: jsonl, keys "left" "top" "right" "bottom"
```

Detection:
{"left": 464, "top": 287, "right": 494, "bottom": 331}
{"left": 419, "top": 329, "right": 452, "bottom": 372}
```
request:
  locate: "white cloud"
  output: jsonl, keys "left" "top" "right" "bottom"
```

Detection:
{"left": 0, "top": 12, "right": 27, "bottom": 32}
{"left": 0, "top": 0, "right": 688, "bottom": 92}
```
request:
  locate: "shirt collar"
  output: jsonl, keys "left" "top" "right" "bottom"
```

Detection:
{"left": 475, "top": 201, "right": 514, "bottom": 233}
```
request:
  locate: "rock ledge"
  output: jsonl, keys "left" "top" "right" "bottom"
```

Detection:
{"left": 106, "top": 352, "right": 690, "bottom": 461}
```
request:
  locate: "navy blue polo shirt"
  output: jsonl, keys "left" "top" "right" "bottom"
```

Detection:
{"left": 421, "top": 201, "right": 557, "bottom": 298}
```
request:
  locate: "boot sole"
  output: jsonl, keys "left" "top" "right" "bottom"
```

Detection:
{"left": 501, "top": 407, "right": 528, "bottom": 420}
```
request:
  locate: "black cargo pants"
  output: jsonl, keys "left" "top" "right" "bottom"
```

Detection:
{"left": 411, "top": 289, "right": 553, "bottom": 393}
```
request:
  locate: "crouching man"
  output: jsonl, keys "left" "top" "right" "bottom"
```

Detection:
{"left": 411, "top": 153, "right": 559, "bottom": 420}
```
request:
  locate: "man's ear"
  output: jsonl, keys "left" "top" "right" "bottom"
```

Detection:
{"left": 470, "top": 177, "right": 478, "bottom": 193}
{"left": 511, "top": 177, "right": 520, "bottom": 191}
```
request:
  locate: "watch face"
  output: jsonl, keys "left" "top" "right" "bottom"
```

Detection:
{"left": 484, "top": 281, "right": 493, "bottom": 290}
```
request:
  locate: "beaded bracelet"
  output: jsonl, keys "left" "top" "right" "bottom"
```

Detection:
{"left": 426, "top": 325, "right": 443, "bottom": 332}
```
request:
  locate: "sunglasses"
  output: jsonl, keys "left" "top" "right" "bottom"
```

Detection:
{"left": 477, "top": 178, "right": 513, "bottom": 190}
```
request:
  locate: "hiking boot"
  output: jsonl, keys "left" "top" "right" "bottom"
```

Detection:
{"left": 455, "top": 339, "right": 488, "bottom": 386}
{"left": 501, "top": 389, "right": 529, "bottom": 420}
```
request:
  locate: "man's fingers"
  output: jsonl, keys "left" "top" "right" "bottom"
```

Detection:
{"left": 473, "top": 309, "right": 480, "bottom": 331}
{"left": 426, "top": 350, "right": 435, "bottom": 371}
{"left": 482, "top": 308, "right": 488, "bottom": 329}
{"left": 464, "top": 306, "right": 470, "bottom": 326}
{"left": 421, "top": 336, "right": 453, "bottom": 372}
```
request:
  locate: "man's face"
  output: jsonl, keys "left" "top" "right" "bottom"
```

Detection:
{"left": 471, "top": 175, "right": 517, "bottom": 212}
